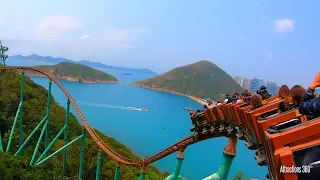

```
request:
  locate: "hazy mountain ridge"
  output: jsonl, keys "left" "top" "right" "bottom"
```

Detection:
{"left": 10, "top": 54, "right": 157, "bottom": 76}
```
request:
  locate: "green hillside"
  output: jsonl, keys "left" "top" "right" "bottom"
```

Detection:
{"left": 0, "top": 153, "right": 66, "bottom": 179}
{"left": 32, "top": 62, "right": 118, "bottom": 83}
{"left": 0, "top": 70, "right": 167, "bottom": 179}
{"left": 132, "top": 60, "right": 243, "bottom": 99}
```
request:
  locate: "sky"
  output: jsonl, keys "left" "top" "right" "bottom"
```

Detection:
{"left": 0, "top": 0, "right": 319, "bottom": 87}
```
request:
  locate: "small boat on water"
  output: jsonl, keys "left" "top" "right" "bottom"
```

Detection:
{"left": 141, "top": 108, "right": 148, "bottom": 112}
{"left": 121, "top": 72, "right": 132, "bottom": 76}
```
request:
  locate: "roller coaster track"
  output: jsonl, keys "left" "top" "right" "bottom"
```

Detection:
{"left": 0, "top": 66, "right": 254, "bottom": 168}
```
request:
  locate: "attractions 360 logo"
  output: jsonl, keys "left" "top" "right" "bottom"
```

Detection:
{"left": 280, "top": 165, "right": 312, "bottom": 173}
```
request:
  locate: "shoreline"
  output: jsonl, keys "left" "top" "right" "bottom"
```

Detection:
{"left": 131, "top": 83, "right": 208, "bottom": 106}
{"left": 26, "top": 74, "right": 119, "bottom": 84}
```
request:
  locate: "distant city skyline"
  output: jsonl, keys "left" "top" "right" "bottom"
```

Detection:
{"left": 0, "top": 0, "right": 319, "bottom": 88}
{"left": 250, "top": 78, "right": 265, "bottom": 93}
{"left": 234, "top": 76, "right": 279, "bottom": 95}
{"left": 242, "top": 78, "right": 251, "bottom": 91}
{"left": 266, "top": 82, "right": 278, "bottom": 96}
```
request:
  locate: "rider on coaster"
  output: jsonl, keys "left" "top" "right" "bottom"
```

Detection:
{"left": 299, "top": 72, "right": 320, "bottom": 118}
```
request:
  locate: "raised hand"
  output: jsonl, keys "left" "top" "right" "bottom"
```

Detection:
{"left": 311, "top": 72, "right": 320, "bottom": 89}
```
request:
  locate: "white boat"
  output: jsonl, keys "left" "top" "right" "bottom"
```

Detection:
{"left": 141, "top": 108, "right": 148, "bottom": 112}
{"left": 201, "top": 99, "right": 208, "bottom": 103}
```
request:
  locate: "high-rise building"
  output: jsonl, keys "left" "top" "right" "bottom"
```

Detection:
{"left": 234, "top": 75, "right": 280, "bottom": 94}
{"left": 266, "top": 82, "right": 278, "bottom": 96}
{"left": 234, "top": 76, "right": 251, "bottom": 90}
{"left": 316, "top": 89, "right": 320, "bottom": 97}
{"left": 250, "top": 78, "right": 264, "bottom": 93}
{"left": 242, "top": 78, "right": 251, "bottom": 90}
{"left": 234, "top": 76, "right": 244, "bottom": 87}
{"left": 276, "top": 86, "right": 281, "bottom": 94}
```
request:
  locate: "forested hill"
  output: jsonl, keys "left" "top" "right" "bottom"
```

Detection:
{"left": 0, "top": 70, "right": 167, "bottom": 179}
{"left": 25, "top": 62, "right": 118, "bottom": 84}
{"left": 132, "top": 60, "right": 243, "bottom": 99}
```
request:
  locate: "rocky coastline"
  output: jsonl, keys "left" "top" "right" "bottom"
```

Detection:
{"left": 24, "top": 71, "right": 119, "bottom": 84}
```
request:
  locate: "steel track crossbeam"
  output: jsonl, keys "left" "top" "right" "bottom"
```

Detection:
{"left": 35, "top": 125, "right": 66, "bottom": 164}
{"left": 0, "top": 66, "right": 255, "bottom": 177}
{"left": 15, "top": 115, "right": 48, "bottom": 155}
{"left": 6, "top": 102, "right": 22, "bottom": 152}
{"left": 30, "top": 120, "right": 48, "bottom": 165}
{"left": 35, "top": 133, "right": 84, "bottom": 166}
{"left": 0, "top": 133, "right": 3, "bottom": 152}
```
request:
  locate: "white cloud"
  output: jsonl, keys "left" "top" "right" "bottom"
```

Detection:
{"left": 37, "top": 14, "right": 82, "bottom": 41}
{"left": 4, "top": 27, "right": 146, "bottom": 59}
{"left": 273, "top": 18, "right": 295, "bottom": 33}
{"left": 79, "top": 34, "right": 92, "bottom": 39}
{"left": 81, "top": 28, "right": 146, "bottom": 48}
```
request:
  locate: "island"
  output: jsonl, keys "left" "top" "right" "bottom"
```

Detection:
{"left": 10, "top": 54, "right": 157, "bottom": 76}
{"left": 0, "top": 64, "right": 251, "bottom": 179}
{"left": 122, "top": 72, "right": 132, "bottom": 76}
{"left": 24, "top": 62, "right": 119, "bottom": 84}
{"left": 132, "top": 60, "right": 243, "bottom": 103}
{"left": 0, "top": 70, "right": 168, "bottom": 179}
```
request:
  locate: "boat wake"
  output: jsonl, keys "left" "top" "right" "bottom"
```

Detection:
{"left": 77, "top": 101, "right": 147, "bottom": 111}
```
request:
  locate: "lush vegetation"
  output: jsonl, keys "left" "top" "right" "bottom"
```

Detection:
{"left": 0, "top": 153, "right": 66, "bottom": 180}
{"left": 33, "top": 62, "right": 118, "bottom": 83}
{"left": 132, "top": 60, "right": 243, "bottom": 100}
{"left": 0, "top": 70, "right": 167, "bottom": 179}
{"left": 233, "top": 171, "right": 244, "bottom": 180}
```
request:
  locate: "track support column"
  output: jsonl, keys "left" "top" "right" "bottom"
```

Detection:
{"left": 202, "top": 136, "right": 237, "bottom": 180}
{"left": 19, "top": 71, "right": 24, "bottom": 155}
{"left": 203, "top": 152, "right": 236, "bottom": 180}
{"left": 96, "top": 149, "right": 103, "bottom": 180}
{"left": 114, "top": 162, "right": 120, "bottom": 180}
{"left": 45, "top": 79, "right": 52, "bottom": 155}
{"left": 15, "top": 115, "right": 47, "bottom": 155}
{"left": 63, "top": 99, "right": 70, "bottom": 174}
{"left": 139, "top": 166, "right": 146, "bottom": 180}
{"left": 0, "top": 133, "right": 3, "bottom": 152}
{"left": 164, "top": 149, "right": 185, "bottom": 180}
{"left": 78, "top": 128, "right": 86, "bottom": 180}
{"left": 6, "top": 102, "right": 22, "bottom": 152}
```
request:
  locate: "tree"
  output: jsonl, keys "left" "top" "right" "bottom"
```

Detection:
{"left": 0, "top": 70, "right": 168, "bottom": 179}
{"left": 233, "top": 171, "right": 244, "bottom": 180}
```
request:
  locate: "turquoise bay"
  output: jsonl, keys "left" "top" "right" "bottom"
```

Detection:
{"left": 7, "top": 59, "right": 267, "bottom": 179}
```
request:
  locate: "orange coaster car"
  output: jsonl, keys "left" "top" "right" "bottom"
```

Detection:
{"left": 263, "top": 116, "right": 320, "bottom": 180}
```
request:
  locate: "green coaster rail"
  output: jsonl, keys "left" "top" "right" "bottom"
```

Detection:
{"left": 0, "top": 42, "right": 255, "bottom": 180}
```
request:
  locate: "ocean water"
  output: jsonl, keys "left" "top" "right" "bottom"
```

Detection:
{"left": 6, "top": 59, "right": 267, "bottom": 180}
